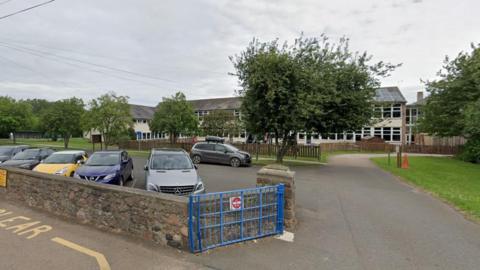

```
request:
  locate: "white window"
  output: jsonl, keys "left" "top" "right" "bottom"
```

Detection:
{"left": 392, "top": 128, "right": 401, "bottom": 141}
{"left": 392, "top": 104, "right": 401, "bottom": 118}
{"left": 383, "top": 105, "right": 392, "bottom": 118}
{"left": 383, "top": 127, "right": 392, "bottom": 141}
{"left": 363, "top": 127, "right": 371, "bottom": 137}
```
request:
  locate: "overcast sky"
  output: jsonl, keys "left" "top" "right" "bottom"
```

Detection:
{"left": 0, "top": 0, "right": 478, "bottom": 105}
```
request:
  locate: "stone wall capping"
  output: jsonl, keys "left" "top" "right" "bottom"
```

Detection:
{"left": 5, "top": 167, "right": 188, "bottom": 204}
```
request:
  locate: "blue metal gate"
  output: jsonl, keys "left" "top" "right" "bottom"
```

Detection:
{"left": 188, "top": 184, "right": 285, "bottom": 253}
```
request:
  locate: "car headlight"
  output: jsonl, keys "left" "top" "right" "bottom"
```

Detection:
{"left": 147, "top": 183, "right": 157, "bottom": 191}
{"left": 103, "top": 173, "right": 117, "bottom": 180}
{"left": 55, "top": 167, "right": 69, "bottom": 175}
{"left": 195, "top": 180, "right": 204, "bottom": 191}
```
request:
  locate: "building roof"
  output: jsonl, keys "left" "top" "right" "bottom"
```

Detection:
{"left": 408, "top": 97, "right": 427, "bottom": 107}
{"left": 129, "top": 87, "right": 406, "bottom": 120}
{"left": 188, "top": 97, "right": 242, "bottom": 111}
{"left": 130, "top": 104, "right": 156, "bottom": 120}
{"left": 129, "top": 97, "right": 242, "bottom": 120}
{"left": 374, "top": 87, "right": 407, "bottom": 103}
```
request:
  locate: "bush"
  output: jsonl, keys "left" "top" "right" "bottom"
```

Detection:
{"left": 459, "top": 138, "right": 480, "bottom": 163}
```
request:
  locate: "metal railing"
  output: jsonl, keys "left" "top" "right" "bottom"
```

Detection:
{"left": 188, "top": 185, "right": 285, "bottom": 253}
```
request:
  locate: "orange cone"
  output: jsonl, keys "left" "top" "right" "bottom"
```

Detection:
{"left": 401, "top": 153, "right": 409, "bottom": 169}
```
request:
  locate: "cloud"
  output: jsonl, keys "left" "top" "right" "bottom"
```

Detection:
{"left": 0, "top": 0, "right": 478, "bottom": 104}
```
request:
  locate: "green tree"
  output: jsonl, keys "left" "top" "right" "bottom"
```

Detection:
{"left": 201, "top": 110, "right": 242, "bottom": 141}
{"left": 231, "top": 35, "right": 397, "bottom": 162}
{"left": 150, "top": 92, "right": 198, "bottom": 144}
{"left": 84, "top": 92, "right": 132, "bottom": 149}
{"left": 40, "top": 98, "right": 85, "bottom": 149}
{"left": 0, "top": 97, "right": 34, "bottom": 142}
{"left": 419, "top": 44, "right": 480, "bottom": 162}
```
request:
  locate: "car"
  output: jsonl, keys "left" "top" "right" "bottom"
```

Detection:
{"left": 33, "top": 150, "right": 88, "bottom": 177}
{"left": 0, "top": 148, "right": 54, "bottom": 170}
{"left": 145, "top": 148, "right": 205, "bottom": 195}
{"left": 73, "top": 150, "right": 133, "bottom": 186}
{"left": 190, "top": 138, "right": 251, "bottom": 167}
{"left": 0, "top": 145, "right": 29, "bottom": 164}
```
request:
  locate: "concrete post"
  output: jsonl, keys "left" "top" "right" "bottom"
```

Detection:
{"left": 257, "top": 164, "right": 296, "bottom": 230}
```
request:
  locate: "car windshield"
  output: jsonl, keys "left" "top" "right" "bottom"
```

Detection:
{"left": 43, "top": 153, "right": 76, "bottom": 164}
{"left": 86, "top": 153, "right": 120, "bottom": 166}
{"left": 12, "top": 149, "right": 39, "bottom": 160}
{"left": 0, "top": 147, "right": 13, "bottom": 156}
{"left": 224, "top": 144, "right": 239, "bottom": 152}
{"left": 150, "top": 153, "right": 193, "bottom": 170}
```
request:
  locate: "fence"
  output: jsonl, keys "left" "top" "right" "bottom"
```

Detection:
{"left": 118, "top": 140, "right": 462, "bottom": 159}
{"left": 119, "top": 140, "right": 322, "bottom": 159}
{"left": 188, "top": 185, "right": 285, "bottom": 253}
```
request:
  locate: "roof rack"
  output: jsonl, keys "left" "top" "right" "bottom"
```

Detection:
{"left": 205, "top": 136, "right": 225, "bottom": 143}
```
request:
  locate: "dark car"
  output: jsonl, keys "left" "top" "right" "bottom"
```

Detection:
{"left": 190, "top": 138, "right": 251, "bottom": 167}
{"left": 0, "top": 148, "right": 54, "bottom": 170}
{"left": 0, "top": 145, "right": 29, "bottom": 164}
{"left": 74, "top": 150, "right": 133, "bottom": 186}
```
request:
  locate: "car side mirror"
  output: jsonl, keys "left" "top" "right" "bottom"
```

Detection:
{"left": 77, "top": 160, "right": 85, "bottom": 165}
{"left": 144, "top": 165, "right": 148, "bottom": 171}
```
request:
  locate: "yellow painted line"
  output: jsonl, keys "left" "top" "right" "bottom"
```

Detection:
{"left": 51, "top": 237, "right": 111, "bottom": 270}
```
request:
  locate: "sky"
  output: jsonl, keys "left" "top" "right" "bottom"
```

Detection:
{"left": 0, "top": 0, "right": 478, "bottom": 105}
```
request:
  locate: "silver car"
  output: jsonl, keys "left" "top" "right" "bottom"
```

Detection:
{"left": 144, "top": 148, "right": 205, "bottom": 195}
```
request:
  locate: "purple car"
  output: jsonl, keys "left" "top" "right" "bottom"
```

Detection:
{"left": 74, "top": 150, "right": 133, "bottom": 186}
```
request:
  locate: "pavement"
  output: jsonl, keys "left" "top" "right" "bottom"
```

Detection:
{"left": 2, "top": 154, "right": 480, "bottom": 269}
{"left": 0, "top": 199, "right": 207, "bottom": 270}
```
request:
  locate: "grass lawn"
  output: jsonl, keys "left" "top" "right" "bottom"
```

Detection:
{"left": 371, "top": 156, "right": 480, "bottom": 220}
{"left": 0, "top": 138, "right": 93, "bottom": 151}
{"left": 320, "top": 150, "right": 389, "bottom": 163}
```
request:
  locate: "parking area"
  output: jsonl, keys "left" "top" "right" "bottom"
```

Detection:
{"left": 129, "top": 156, "right": 260, "bottom": 192}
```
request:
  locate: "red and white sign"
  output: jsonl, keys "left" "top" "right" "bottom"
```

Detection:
{"left": 229, "top": 196, "right": 242, "bottom": 211}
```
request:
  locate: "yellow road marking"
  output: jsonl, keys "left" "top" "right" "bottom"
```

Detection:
{"left": 51, "top": 237, "right": 111, "bottom": 270}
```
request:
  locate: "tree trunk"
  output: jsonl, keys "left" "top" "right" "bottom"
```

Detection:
{"left": 102, "top": 132, "right": 107, "bottom": 150}
{"left": 170, "top": 132, "right": 177, "bottom": 144}
{"left": 64, "top": 134, "right": 70, "bottom": 149}
{"left": 12, "top": 132, "right": 16, "bottom": 144}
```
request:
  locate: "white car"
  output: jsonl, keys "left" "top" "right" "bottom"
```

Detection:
{"left": 144, "top": 148, "right": 205, "bottom": 195}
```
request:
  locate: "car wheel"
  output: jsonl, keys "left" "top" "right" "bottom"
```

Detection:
{"left": 119, "top": 176, "right": 124, "bottom": 186}
{"left": 192, "top": 155, "right": 201, "bottom": 164}
{"left": 230, "top": 157, "right": 241, "bottom": 168}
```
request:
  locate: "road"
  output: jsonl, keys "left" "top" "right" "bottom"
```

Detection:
{"left": 187, "top": 154, "right": 480, "bottom": 270}
{"left": 0, "top": 199, "right": 206, "bottom": 270}
{"left": 2, "top": 154, "right": 480, "bottom": 269}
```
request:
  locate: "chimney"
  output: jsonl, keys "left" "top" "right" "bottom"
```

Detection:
{"left": 417, "top": 91, "right": 424, "bottom": 102}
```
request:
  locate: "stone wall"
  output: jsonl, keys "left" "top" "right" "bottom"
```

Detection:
{"left": 0, "top": 168, "right": 189, "bottom": 250}
{"left": 257, "top": 164, "right": 296, "bottom": 230}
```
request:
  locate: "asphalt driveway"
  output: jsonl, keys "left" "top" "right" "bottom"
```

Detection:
{"left": 187, "top": 154, "right": 480, "bottom": 270}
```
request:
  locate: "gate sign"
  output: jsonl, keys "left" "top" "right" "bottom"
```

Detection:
{"left": 229, "top": 196, "right": 242, "bottom": 211}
